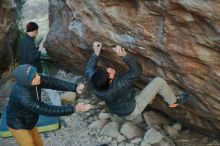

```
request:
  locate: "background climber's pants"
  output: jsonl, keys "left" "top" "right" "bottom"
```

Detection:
{"left": 8, "top": 127, "right": 43, "bottom": 146}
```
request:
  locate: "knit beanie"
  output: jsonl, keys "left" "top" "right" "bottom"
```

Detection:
{"left": 26, "top": 22, "right": 39, "bottom": 32}
{"left": 26, "top": 65, "right": 37, "bottom": 81}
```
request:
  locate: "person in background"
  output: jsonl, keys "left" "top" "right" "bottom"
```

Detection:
{"left": 85, "top": 42, "right": 188, "bottom": 120}
{"left": 19, "top": 22, "right": 42, "bottom": 73}
{"left": 6, "top": 64, "right": 91, "bottom": 146}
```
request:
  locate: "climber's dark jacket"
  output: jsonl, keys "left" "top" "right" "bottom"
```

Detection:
{"left": 85, "top": 53, "right": 142, "bottom": 116}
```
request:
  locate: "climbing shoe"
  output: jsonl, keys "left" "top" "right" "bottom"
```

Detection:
{"left": 169, "top": 93, "right": 189, "bottom": 108}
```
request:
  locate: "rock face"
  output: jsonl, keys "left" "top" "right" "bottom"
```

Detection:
{"left": 45, "top": 0, "right": 220, "bottom": 137}
{"left": 0, "top": 0, "right": 18, "bottom": 76}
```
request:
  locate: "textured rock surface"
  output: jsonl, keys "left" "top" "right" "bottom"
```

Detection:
{"left": 44, "top": 0, "right": 220, "bottom": 137}
{"left": 0, "top": 0, "right": 18, "bottom": 76}
{"left": 143, "top": 111, "right": 169, "bottom": 129}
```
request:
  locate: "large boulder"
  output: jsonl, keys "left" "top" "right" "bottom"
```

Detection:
{"left": 44, "top": 0, "right": 220, "bottom": 137}
{"left": 0, "top": 0, "right": 18, "bottom": 75}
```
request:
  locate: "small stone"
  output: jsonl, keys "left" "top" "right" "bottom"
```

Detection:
{"left": 118, "top": 142, "right": 126, "bottom": 146}
{"left": 81, "top": 122, "right": 88, "bottom": 127}
{"left": 111, "top": 143, "right": 118, "bottom": 146}
{"left": 125, "top": 143, "right": 134, "bottom": 146}
{"left": 89, "top": 120, "right": 108, "bottom": 129}
{"left": 97, "top": 101, "right": 106, "bottom": 106}
{"left": 117, "top": 135, "right": 126, "bottom": 142}
{"left": 94, "top": 115, "right": 99, "bottom": 120}
{"left": 86, "top": 112, "right": 91, "bottom": 116}
{"left": 141, "top": 143, "right": 151, "bottom": 146}
{"left": 120, "top": 122, "right": 143, "bottom": 139}
{"left": 101, "top": 109, "right": 106, "bottom": 113}
{"left": 142, "top": 128, "right": 164, "bottom": 144}
{"left": 99, "top": 112, "right": 111, "bottom": 120}
{"left": 97, "top": 137, "right": 103, "bottom": 142}
{"left": 130, "top": 137, "right": 142, "bottom": 144}
{"left": 158, "top": 137, "right": 175, "bottom": 146}
{"left": 164, "top": 125, "right": 179, "bottom": 137}
{"left": 60, "top": 92, "right": 76, "bottom": 102}
{"left": 100, "top": 122, "right": 122, "bottom": 139}
{"left": 172, "top": 122, "right": 182, "bottom": 130}
{"left": 106, "top": 136, "right": 112, "bottom": 142}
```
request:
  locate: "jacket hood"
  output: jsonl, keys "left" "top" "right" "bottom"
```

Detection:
{"left": 12, "top": 65, "right": 36, "bottom": 87}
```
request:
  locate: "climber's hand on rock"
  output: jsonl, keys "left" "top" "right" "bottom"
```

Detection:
{"left": 113, "top": 45, "right": 127, "bottom": 57}
{"left": 93, "top": 41, "right": 102, "bottom": 56}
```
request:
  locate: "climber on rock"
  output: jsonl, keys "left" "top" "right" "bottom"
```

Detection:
{"left": 85, "top": 41, "right": 189, "bottom": 119}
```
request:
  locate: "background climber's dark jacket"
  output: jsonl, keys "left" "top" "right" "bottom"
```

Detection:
{"left": 85, "top": 53, "right": 142, "bottom": 116}
{"left": 6, "top": 65, "right": 76, "bottom": 130}
{"left": 19, "top": 33, "right": 43, "bottom": 73}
